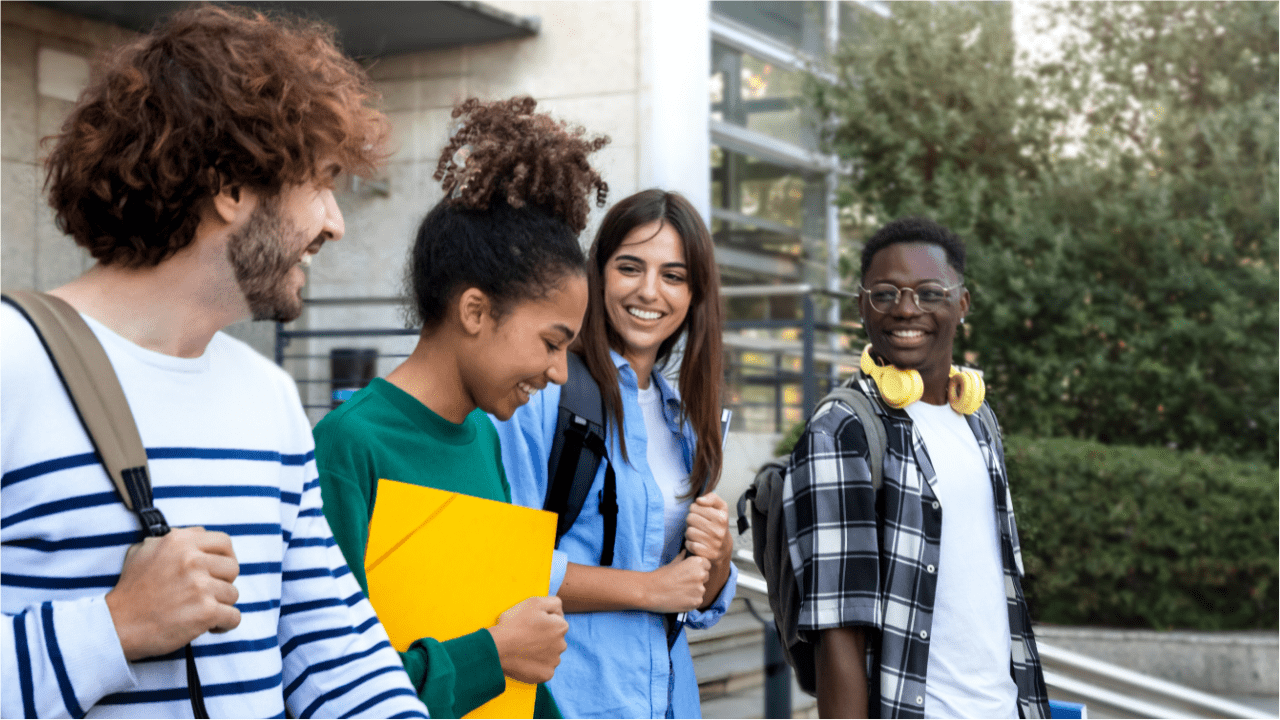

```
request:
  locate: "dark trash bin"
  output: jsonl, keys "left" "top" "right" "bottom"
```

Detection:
{"left": 330, "top": 348, "right": 378, "bottom": 408}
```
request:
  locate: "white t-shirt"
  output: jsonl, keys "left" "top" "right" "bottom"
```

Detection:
{"left": 636, "top": 384, "right": 692, "bottom": 563}
{"left": 905, "top": 400, "right": 1018, "bottom": 719}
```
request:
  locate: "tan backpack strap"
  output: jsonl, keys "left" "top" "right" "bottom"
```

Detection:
{"left": 2, "top": 290, "right": 168, "bottom": 535}
{"left": 3, "top": 290, "right": 209, "bottom": 716}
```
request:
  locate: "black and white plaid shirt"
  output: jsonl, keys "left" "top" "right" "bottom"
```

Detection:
{"left": 782, "top": 374, "right": 1050, "bottom": 719}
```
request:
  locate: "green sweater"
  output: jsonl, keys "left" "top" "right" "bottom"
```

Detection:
{"left": 313, "top": 378, "right": 559, "bottom": 719}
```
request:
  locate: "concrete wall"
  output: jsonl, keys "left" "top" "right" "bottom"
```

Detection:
{"left": 1, "top": 1, "right": 711, "bottom": 420}
{"left": 1035, "top": 625, "right": 1279, "bottom": 697}
{"left": 1, "top": 3, "right": 133, "bottom": 293}
{"left": 295, "top": 0, "right": 710, "bottom": 420}
{"left": 313, "top": 0, "right": 709, "bottom": 300}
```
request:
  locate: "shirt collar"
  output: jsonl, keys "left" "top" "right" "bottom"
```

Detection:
{"left": 610, "top": 349, "right": 684, "bottom": 423}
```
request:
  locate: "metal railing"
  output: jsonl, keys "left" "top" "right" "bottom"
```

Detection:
{"left": 273, "top": 296, "right": 417, "bottom": 419}
{"left": 731, "top": 549, "right": 1275, "bottom": 720}
{"left": 720, "top": 283, "right": 860, "bottom": 432}
{"left": 274, "top": 285, "right": 862, "bottom": 428}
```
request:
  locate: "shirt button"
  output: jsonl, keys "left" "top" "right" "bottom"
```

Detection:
{"left": 926, "top": 564, "right": 936, "bottom": 574}
{"left": 931, "top": 501, "right": 940, "bottom": 510}
{"left": 920, "top": 630, "right": 929, "bottom": 639}
{"left": 916, "top": 696, "right": 924, "bottom": 705}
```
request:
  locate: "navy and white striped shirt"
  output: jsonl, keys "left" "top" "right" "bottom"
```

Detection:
{"left": 1, "top": 306, "right": 428, "bottom": 718}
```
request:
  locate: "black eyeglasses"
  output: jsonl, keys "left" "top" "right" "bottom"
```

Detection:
{"left": 858, "top": 282, "right": 962, "bottom": 314}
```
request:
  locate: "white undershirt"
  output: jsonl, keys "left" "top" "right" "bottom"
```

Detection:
{"left": 905, "top": 401, "right": 1018, "bottom": 719}
{"left": 636, "top": 384, "right": 692, "bottom": 563}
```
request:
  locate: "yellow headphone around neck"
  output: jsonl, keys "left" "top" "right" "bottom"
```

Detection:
{"left": 859, "top": 346, "right": 985, "bottom": 415}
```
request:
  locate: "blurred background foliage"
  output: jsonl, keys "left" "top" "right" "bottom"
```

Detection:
{"left": 809, "top": 1, "right": 1278, "bottom": 464}
{"left": 1007, "top": 435, "right": 1277, "bottom": 630}
{"left": 796, "top": 1, "right": 1278, "bottom": 629}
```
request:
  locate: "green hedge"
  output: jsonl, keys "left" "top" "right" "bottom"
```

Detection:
{"left": 772, "top": 427, "right": 1278, "bottom": 629}
{"left": 1006, "top": 435, "right": 1278, "bottom": 630}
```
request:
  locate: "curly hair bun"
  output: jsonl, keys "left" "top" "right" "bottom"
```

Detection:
{"left": 433, "top": 96, "right": 609, "bottom": 234}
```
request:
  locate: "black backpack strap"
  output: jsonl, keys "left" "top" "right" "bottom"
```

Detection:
{"left": 3, "top": 290, "right": 208, "bottom": 718}
{"left": 599, "top": 461, "right": 618, "bottom": 566}
{"left": 735, "top": 482, "right": 753, "bottom": 535}
{"left": 545, "top": 353, "right": 618, "bottom": 566}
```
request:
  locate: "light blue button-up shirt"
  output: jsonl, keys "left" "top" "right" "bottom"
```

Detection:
{"left": 493, "top": 351, "right": 737, "bottom": 719}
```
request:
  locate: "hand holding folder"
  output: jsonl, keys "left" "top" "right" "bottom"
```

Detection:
{"left": 365, "top": 479, "right": 557, "bottom": 719}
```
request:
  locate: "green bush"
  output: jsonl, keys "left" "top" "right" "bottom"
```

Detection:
{"left": 774, "top": 420, "right": 807, "bottom": 457}
{"left": 772, "top": 427, "right": 1278, "bottom": 629}
{"left": 1006, "top": 435, "right": 1278, "bottom": 630}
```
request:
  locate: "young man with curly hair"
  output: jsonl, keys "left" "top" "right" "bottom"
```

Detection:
{"left": 1, "top": 6, "right": 428, "bottom": 717}
{"left": 785, "top": 217, "right": 1050, "bottom": 718}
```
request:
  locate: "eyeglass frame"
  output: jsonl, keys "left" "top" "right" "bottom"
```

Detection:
{"left": 857, "top": 281, "right": 965, "bottom": 314}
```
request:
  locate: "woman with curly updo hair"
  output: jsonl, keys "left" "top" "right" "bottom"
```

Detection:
{"left": 313, "top": 97, "right": 608, "bottom": 719}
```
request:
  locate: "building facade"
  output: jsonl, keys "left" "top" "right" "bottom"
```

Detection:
{"left": 1, "top": 0, "right": 878, "bottom": 433}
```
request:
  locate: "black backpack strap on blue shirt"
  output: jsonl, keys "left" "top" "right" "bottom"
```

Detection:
{"left": 545, "top": 352, "right": 618, "bottom": 566}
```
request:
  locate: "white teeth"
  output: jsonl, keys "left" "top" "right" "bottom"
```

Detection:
{"left": 628, "top": 307, "right": 661, "bottom": 320}
{"left": 298, "top": 252, "right": 314, "bottom": 268}
{"left": 518, "top": 382, "right": 538, "bottom": 397}
{"left": 891, "top": 329, "right": 924, "bottom": 338}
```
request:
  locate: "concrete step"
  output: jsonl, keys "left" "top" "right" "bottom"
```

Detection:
{"left": 689, "top": 594, "right": 790, "bottom": 711}
{"left": 696, "top": 643, "right": 767, "bottom": 695}
{"left": 687, "top": 600, "right": 766, "bottom": 659}
{"left": 700, "top": 673, "right": 818, "bottom": 719}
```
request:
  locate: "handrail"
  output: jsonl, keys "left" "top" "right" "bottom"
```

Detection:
{"left": 720, "top": 283, "right": 858, "bottom": 301}
{"left": 729, "top": 551, "right": 1277, "bottom": 719}
{"left": 1038, "top": 645, "right": 1275, "bottom": 719}
{"left": 276, "top": 285, "right": 859, "bottom": 424}
{"left": 293, "top": 286, "right": 858, "bottom": 301}
{"left": 300, "top": 296, "right": 404, "bottom": 306}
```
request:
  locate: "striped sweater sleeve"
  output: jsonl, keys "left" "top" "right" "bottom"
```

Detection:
{"left": 277, "top": 466, "right": 428, "bottom": 718}
{"left": 3, "top": 596, "right": 137, "bottom": 718}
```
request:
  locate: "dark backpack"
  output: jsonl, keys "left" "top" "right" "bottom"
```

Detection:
{"left": 736, "top": 374, "right": 887, "bottom": 696}
{"left": 544, "top": 352, "right": 618, "bottom": 566}
{"left": 735, "top": 372, "right": 1003, "bottom": 696}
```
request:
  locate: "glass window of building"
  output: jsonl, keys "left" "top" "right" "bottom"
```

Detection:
{"left": 711, "top": 2, "right": 878, "bottom": 433}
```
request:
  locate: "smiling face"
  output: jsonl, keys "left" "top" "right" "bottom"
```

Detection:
{"left": 462, "top": 273, "right": 590, "bottom": 421}
{"left": 860, "top": 242, "right": 970, "bottom": 384}
{"left": 603, "top": 221, "right": 692, "bottom": 372}
{"left": 227, "top": 164, "right": 344, "bottom": 322}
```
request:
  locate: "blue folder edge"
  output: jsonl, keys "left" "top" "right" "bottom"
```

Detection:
{"left": 1049, "top": 699, "right": 1087, "bottom": 719}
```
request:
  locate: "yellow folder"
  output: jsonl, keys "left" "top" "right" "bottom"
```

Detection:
{"left": 365, "top": 479, "right": 557, "bottom": 719}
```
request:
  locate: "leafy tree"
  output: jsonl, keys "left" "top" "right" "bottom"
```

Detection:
{"left": 812, "top": 1, "right": 1278, "bottom": 463}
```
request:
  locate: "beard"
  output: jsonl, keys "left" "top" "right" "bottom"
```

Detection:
{"left": 226, "top": 199, "right": 310, "bottom": 322}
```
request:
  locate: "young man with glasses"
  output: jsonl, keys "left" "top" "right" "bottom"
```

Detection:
{"left": 782, "top": 217, "right": 1050, "bottom": 718}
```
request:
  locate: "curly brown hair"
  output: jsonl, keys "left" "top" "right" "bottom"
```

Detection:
{"left": 44, "top": 3, "right": 390, "bottom": 268}
{"left": 434, "top": 96, "right": 609, "bottom": 234}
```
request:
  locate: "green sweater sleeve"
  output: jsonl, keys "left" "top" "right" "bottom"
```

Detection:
{"left": 312, "top": 426, "right": 375, "bottom": 596}
{"left": 400, "top": 631, "right": 506, "bottom": 718}
{"left": 314, "top": 414, "right": 508, "bottom": 718}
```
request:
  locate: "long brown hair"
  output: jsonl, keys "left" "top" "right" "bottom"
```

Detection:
{"left": 573, "top": 189, "right": 725, "bottom": 495}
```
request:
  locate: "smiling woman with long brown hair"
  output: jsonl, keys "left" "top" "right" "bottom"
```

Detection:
{"left": 493, "top": 189, "right": 736, "bottom": 718}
